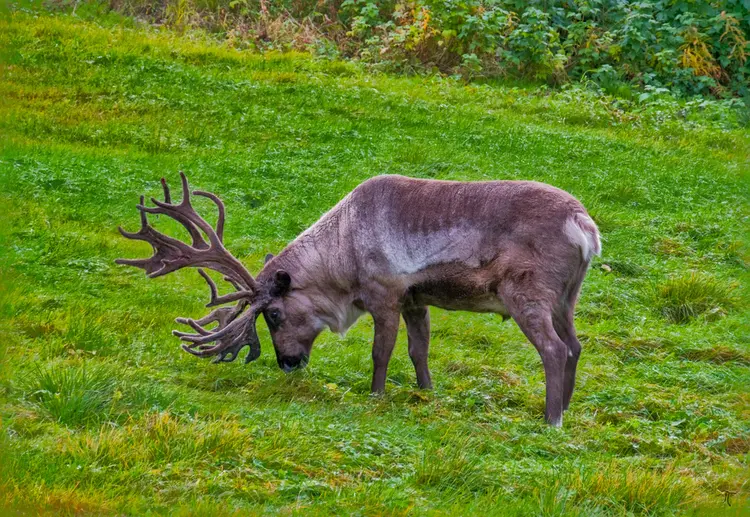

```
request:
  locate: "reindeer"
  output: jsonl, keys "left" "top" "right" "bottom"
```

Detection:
{"left": 117, "top": 173, "right": 600, "bottom": 426}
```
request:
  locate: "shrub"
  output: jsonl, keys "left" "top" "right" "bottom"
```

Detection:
{"left": 87, "top": 0, "right": 750, "bottom": 98}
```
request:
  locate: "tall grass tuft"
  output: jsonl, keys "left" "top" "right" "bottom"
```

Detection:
{"left": 539, "top": 463, "right": 700, "bottom": 515}
{"left": 22, "top": 363, "right": 117, "bottom": 427}
{"left": 414, "top": 439, "right": 490, "bottom": 492}
{"left": 653, "top": 273, "right": 738, "bottom": 324}
{"left": 61, "top": 411, "right": 249, "bottom": 466}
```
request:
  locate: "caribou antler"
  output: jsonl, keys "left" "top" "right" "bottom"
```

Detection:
{"left": 116, "top": 172, "right": 264, "bottom": 363}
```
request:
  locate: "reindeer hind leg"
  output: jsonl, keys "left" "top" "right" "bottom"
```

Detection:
{"left": 500, "top": 281, "right": 568, "bottom": 427}
{"left": 553, "top": 307, "right": 581, "bottom": 412}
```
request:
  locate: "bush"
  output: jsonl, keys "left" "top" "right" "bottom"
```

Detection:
{"left": 92, "top": 0, "right": 750, "bottom": 97}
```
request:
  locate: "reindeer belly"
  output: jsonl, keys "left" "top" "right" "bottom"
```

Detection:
{"left": 422, "top": 294, "right": 509, "bottom": 314}
{"left": 410, "top": 276, "right": 509, "bottom": 316}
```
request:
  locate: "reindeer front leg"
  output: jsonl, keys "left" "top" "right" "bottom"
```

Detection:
{"left": 370, "top": 308, "right": 401, "bottom": 393}
{"left": 403, "top": 307, "right": 432, "bottom": 389}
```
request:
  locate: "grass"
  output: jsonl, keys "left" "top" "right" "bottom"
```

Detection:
{"left": 0, "top": 5, "right": 749, "bottom": 516}
{"left": 654, "top": 273, "right": 739, "bottom": 324}
{"left": 22, "top": 363, "right": 117, "bottom": 426}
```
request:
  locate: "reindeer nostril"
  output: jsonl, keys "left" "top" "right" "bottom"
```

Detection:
{"left": 280, "top": 355, "right": 309, "bottom": 372}
{"left": 280, "top": 357, "right": 297, "bottom": 372}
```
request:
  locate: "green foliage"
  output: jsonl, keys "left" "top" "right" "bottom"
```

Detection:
{"left": 40, "top": 0, "right": 750, "bottom": 98}
{"left": 0, "top": 8, "right": 749, "bottom": 516}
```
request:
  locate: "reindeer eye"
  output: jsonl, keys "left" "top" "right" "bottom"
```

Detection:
{"left": 267, "top": 309, "right": 282, "bottom": 327}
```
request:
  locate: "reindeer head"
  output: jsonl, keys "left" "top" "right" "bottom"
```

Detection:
{"left": 257, "top": 260, "right": 325, "bottom": 372}
{"left": 116, "top": 173, "right": 272, "bottom": 364}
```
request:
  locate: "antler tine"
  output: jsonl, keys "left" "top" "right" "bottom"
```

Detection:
{"left": 224, "top": 276, "right": 243, "bottom": 291}
{"left": 175, "top": 317, "right": 212, "bottom": 336}
{"left": 197, "top": 269, "right": 254, "bottom": 307}
{"left": 178, "top": 314, "right": 256, "bottom": 357}
{"left": 116, "top": 196, "right": 199, "bottom": 277}
{"left": 160, "top": 177, "right": 171, "bottom": 204}
{"left": 139, "top": 194, "right": 149, "bottom": 227}
{"left": 175, "top": 304, "right": 243, "bottom": 339}
{"left": 174, "top": 297, "right": 264, "bottom": 342}
{"left": 178, "top": 171, "right": 190, "bottom": 206}
{"left": 193, "top": 190, "right": 225, "bottom": 241}
{"left": 172, "top": 311, "right": 249, "bottom": 344}
{"left": 143, "top": 204, "right": 208, "bottom": 252}
{"left": 198, "top": 268, "right": 220, "bottom": 301}
{"left": 174, "top": 298, "right": 261, "bottom": 364}
{"left": 116, "top": 195, "right": 148, "bottom": 240}
{"left": 177, "top": 302, "right": 243, "bottom": 329}
{"left": 148, "top": 172, "right": 223, "bottom": 250}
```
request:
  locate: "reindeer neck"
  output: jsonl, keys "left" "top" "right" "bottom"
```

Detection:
{"left": 269, "top": 206, "right": 357, "bottom": 295}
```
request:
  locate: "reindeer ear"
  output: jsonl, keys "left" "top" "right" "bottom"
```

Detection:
{"left": 271, "top": 270, "right": 291, "bottom": 296}
{"left": 264, "top": 253, "right": 275, "bottom": 264}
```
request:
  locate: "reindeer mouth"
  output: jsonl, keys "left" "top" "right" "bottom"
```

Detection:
{"left": 279, "top": 354, "right": 309, "bottom": 372}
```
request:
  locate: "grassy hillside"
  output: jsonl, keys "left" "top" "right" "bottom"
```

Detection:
{"left": 1, "top": 7, "right": 749, "bottom": 516}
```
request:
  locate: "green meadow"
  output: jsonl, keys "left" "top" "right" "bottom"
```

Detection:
{"left": 1, "top": 5, "right": 748, "bottom": 516}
